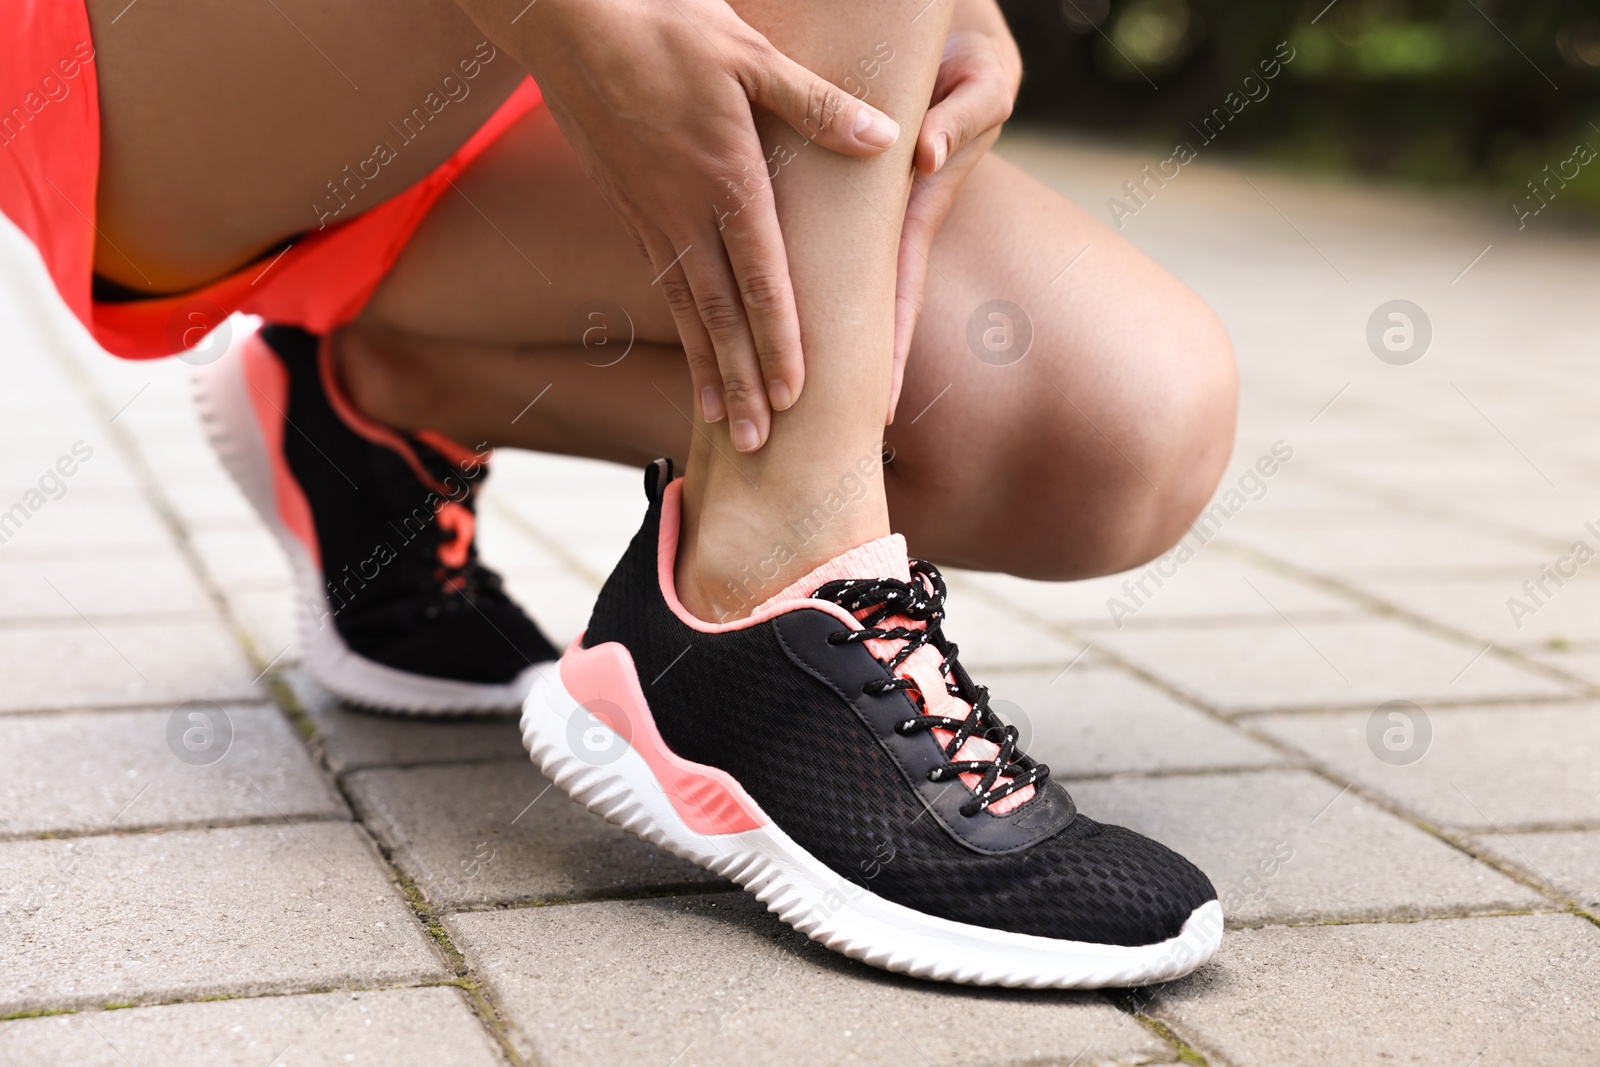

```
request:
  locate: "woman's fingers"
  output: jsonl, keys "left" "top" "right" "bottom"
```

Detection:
{"left": 913, "top": 38, "right": 1014, "bottom": 175}
{"left": 677, "top": 224, "right": 772, "bottom": 452}
{"left": 640, "top": 224, "right": 725, "bottom": 424}
{"left": 741, "top": 41, "right": 901, "bottom": 156}
{"left": 717, "top": 157, "right": 805, "bottom": 417}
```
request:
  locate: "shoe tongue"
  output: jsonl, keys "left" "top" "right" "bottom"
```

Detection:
{"left": 759, "top": 534, "right": 1035, "bottom": 815}
{"left": 757, "top": 534, "right": 910, "bottom": 610}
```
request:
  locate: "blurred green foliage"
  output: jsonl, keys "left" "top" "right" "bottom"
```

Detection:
{"left": 1000, "top": 0, "right": 1600, "bottom": 217}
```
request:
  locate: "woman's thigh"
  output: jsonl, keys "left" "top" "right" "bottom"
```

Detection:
{"left": 87, "top": 0, "right": 524, "bottom": 291}
{"left": 358, "top": 110, "right": 1236, "bottom": 579}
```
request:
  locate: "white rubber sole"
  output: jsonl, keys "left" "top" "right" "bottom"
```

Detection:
{"left": 191, "top": 329, "right": 544, "bottom": 715}
{"left": 521, "top": 665, "right": 1223, "bottom": 989}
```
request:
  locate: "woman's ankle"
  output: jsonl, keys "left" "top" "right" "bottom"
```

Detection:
{"left": 673, "top": 458, "right": 892, "bottom": 622}
{"left": 331, "top": 327, "right": 421, "bottom": 431}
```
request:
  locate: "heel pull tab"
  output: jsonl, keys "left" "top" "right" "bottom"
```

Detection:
{"left": 643, "top": 457, "right": 675, "bottom": 500}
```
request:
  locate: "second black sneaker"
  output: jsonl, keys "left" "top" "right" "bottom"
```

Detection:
{"left": 521, "top": 460, "right": 1221, "bottom": 988}
{"left": 194, "top": 323, "right": 557, "bottom": 713}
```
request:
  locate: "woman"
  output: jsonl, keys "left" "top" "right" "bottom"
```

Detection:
{"left": 3, "top": 0, "right": 1236, "bottom": 987}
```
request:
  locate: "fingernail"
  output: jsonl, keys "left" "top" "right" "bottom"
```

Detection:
{"left": 731, "top": 419, "right": 760, "bottom": 453}
{"left": 933, "top": 132, "right": 950, "bottom": 172}
{"left": 700, "top": 386, "right": 726, "bottom": 423}
{"left": 853, "top": 107, "right": 900, "bottom": 149}
{"left": 768, "top": 378, "right": 793, "bottom": 410}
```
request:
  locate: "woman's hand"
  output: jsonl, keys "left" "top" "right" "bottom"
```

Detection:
{"left": 476, "top": 0, "right": 900, "bottom": 451}
{"left": 888, "top": 28, "right": 1020, "bottom": 422}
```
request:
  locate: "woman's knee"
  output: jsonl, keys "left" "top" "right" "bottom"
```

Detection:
{"left": 992, "top": 299, "right": 1237, "bottom": 581}
{"left": 1112, "top": 304, "right": 1239, "bottom": 570}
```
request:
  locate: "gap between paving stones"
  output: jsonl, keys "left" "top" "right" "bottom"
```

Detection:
{"left": 1051, "top": 762, "right": 1318, "bottom": 783}
{"left": 1068, "top": 609, "right": 1359, "bottom": 633}
{"left": 0, "top": 697, "right": 288, "bottom": 718}
{"left": 0, "top": 811, "right": 351, "bottom": 845}
{"left": 953, "top": 579, "right": 1597, "bottom": 929}
{"left": 1108, "top": 993, "right": 1213, "bottom": 1067}
{"left": 330, "top": 751, "right": 533, "bottom": 775}
{"left": 0, "top": 979, "right": 488, "bottom": 1024}
{"left": 0, "top": 611, "right": 207, "bottom": 630}
{"left": 440, "top": 882, "right": 745, "bottom": 914}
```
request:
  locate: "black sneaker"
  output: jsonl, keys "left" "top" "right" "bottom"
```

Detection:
{"left": 193, "top": 323, "right": 557, "bottom": 713}
{"left": 521, "top": 460, "right": 1221, "bottom": 988}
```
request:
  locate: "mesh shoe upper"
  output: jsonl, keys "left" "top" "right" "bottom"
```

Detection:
{"left": 265, "top": 324, "right": 557, "bottom": 684}
{"left": 582, "top": 466, "right": 1217, "bottom": 947}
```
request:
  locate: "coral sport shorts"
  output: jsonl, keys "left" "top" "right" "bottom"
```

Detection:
{"left": 0, "top": 1, "right": 542, "bottom": 359}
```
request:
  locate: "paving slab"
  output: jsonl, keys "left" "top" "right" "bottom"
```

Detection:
{"left": 0, "top": 553, "right": 212, "bottom": 620}
{"left": 0, "top": 496, "right": 175, "bottom": 557}
{"left": 1146, "top": 914, "right": 1600, "bottom": 1067}
{"left": 0, "top": 463, "right": 145, "bottom": 507}
{"left": 1468, "top": 831, "right": 1600, "bottom": 910}
{"left": 187, "top": 524, "right": 293, "bottom": 592}
{"left": 225, "top": 587, "right": 299, "bottom": 664}
{"left": 0, "top": 705, "right": 345, "bottom": 837}
{"left": 1426, "top": 484, "right": 1600, "bottom": 545}
{"left": 1216, "top": 511, "right": 1547, "bottom": 575}
{"left": 1093, "top": 616, "right": 1571, "bottom": 713}
{"left": 980, "top": 666, "right": 1284, "bottom": 777}
{"left": 0, "top": 619, "right": 261, "bottom": 713}
{"left": 347, "top": 759, "right": 724, "bottom": 908}
{"left": 1069, "top": 770, "right": 1544, "bottom": 925}
{"left": 449, "top": 893, "right": 1175, "bottom": 1067}
{"left": 1253, "top": 702, "right": 1600, "bottom": 830}
{"left": 0, "top": 823, "right": 443, "bottom": 1014}
{"left": 1349, "top": 572, "right": 1600, "bottom": 649}
{"left": 0, "top": 987, "right": 502, "bottom": 1067}
{"left": 957, "top": 554, "right": 1355, "bottom": 630}
{"left": 288, "top": 671, "right": 525, "bottom": 772}
{"left": 158, "top": 477, "right": 255, "bottom": 529}
{"left": 933, "top": 591, "right": 1087, "bottom": 669}
{"left": 1524, "top": 644, "right": 1600, "bottom": 691}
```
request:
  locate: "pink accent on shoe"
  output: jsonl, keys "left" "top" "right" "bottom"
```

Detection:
{"left": 560, "top": 636, "right": 768, "bottom": 835}
{"left": 241, "top": 333, "right": 322, "bottom": 570}
{"left": 654, "top": 480, "right": 861, "bottom": 634}
{"left": 435, "top": 502, "right": 474, "bottom": 570}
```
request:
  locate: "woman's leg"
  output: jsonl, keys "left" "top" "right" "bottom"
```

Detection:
{"left": 668, "top": 0, "right": 951, "bottom": 618}
{"left": 348, "top": 120, "right": 1235, "bottom": 585}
